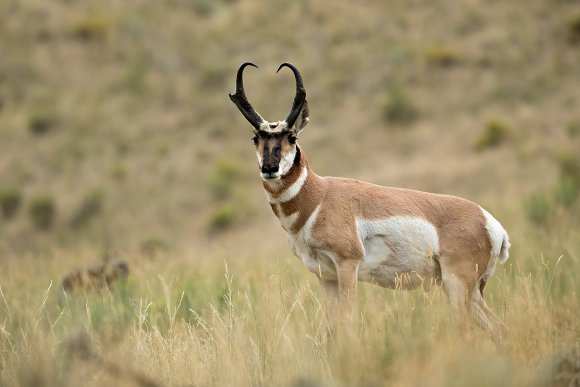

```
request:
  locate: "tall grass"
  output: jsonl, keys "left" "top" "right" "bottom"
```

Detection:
{"left": 0, "top": 224, "right": 577, "bottom": 386}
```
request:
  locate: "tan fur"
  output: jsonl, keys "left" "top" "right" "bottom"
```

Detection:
{"left": 265, "top": 150, "right": 490, "bottom": 273}
{"left": 263, "top": 145, "right": 507, "bottom": 338}
{"left": 231, "top": 63, "right": 507, "bottom": 339}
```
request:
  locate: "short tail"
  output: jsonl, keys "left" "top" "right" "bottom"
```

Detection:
{"left": 481, "top": 207, "right": 510, "bottom": 265}
{"left": 498, "top": 234, "right": 510, "bottom": 264}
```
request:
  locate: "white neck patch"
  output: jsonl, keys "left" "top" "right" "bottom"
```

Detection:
{"left": 278, "top": 145, "right": 297, "bottom": 176}
{"left": 264, "top": 166, "right": 308, "bottom": 204}
{"left": 278, "top": 167, "right": 308, "bottom": 202}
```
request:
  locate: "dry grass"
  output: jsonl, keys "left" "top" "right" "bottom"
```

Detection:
{"left": 0, "top": 227, "right": 578, "bottom": 386}
{"left": 1, "top": 0, "right": 579, "bottom": 385}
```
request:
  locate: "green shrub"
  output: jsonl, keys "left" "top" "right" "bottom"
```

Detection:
{"left": 557, "top": 153, "right": 580, "bottom": 185}
{"left": 474, "top": 118, "right": 509, "bottom": 151}
{"left": 554, "top": 153, "right": 580, "bottom": 206}
{"left": 209, "top": 205, "right": 238, "bottom": 232}
{"left": 0, "top": 188, "right": 22, "bottom": 219}
{"left": 383, "top": 87, "right": 418, "bottom": 125}
{"left": 191, "top": 0, "right": 216, "bottom": 16}
{"left": 140, "top": 237, "right": 168, "bottom": 257}
{"left": 29, "top": 195, "right": 56, "bottom": 230}
{"left": 525, "top": 194, "right": 551, "bottom": 225}
{"left": 70, "top": 189, "right": 104, "bottom": 227}
{"left": 424, "top": 45, "right": 460, "bottom": 68}
{"left": 69, "top": 13, "right": 109, "bottom": 41}
{"left": 200, "top": 60, "right": 230, "bottom": 88}
{"left": 567, "top": 121, "right": 580, "bottom": 137}
{"left": 209, "top": 158, "right": 242, "bottom": 200}
{"left": 124, "top": 62, "right": 148, "bottom": 92}
{"left": 554, "top": 177, "right": 578, "bottom": 207}
{"left": 110, "top": 163, "right": 127, "bottom": 182}
{"left": 29, "top": 111, "right": 58, "bottom": 135}
{"left": 567, "top": 14, "right": 580, "bottom": 43}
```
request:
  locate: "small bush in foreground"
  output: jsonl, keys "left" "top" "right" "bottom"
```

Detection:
{"left": 474, "top": 118, "right": 509, "bottom": 151}
{"left": 29, "top": 195, "right": 56, "bottom": 230}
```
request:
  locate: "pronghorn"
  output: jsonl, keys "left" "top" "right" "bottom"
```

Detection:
{"left": 229, "top": 62, "right": 510, "bottom": 337}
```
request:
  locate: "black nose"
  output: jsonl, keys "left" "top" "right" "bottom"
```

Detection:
{"left": 261, "top": 164, "right": 279, "bottom": 174}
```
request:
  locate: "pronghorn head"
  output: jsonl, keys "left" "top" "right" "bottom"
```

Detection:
{"left": 229, "top": 62, "right": 310, "bottom": 181}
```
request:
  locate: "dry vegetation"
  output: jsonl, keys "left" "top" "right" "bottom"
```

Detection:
{"left": 0, "top": 0, "right": 579, "bottom": 385}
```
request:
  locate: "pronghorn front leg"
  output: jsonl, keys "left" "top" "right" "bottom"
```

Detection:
{"left": 319, "top": 278, "right": 339, "bottom": 338}
{"left": 336, "top": 259, "right": 360, "bottom": 323}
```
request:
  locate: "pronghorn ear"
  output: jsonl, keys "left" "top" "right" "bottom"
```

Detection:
{"left": 291, "top": 100, "right": 310, "bottom": 133}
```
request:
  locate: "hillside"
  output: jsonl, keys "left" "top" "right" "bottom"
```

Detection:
{"left": 0, "top": 0, "right": 579, "bottom": 385}
{"left": 0, "top": 0, "right": 578, "bottom": 254}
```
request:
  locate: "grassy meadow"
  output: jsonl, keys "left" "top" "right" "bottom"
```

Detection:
{"left": 1, "top": 0, "right": 579, "bottom": 385}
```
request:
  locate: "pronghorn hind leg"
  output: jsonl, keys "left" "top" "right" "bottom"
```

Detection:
{"left": 472, "top": 283, "right": 506, "bottom": 341}
{"left": 439, "top": 259, "right": 477, "bottom": 335}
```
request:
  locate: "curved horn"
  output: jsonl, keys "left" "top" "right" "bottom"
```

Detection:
{"left": 229, "top": 62, "right": 265, "bottom": 130}
{"left": 277, "top": 62, "right": 306, "bottom": 130}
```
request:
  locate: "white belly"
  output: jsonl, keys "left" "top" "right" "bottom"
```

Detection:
{"left": 357, "top": 216, "right": 441, "bottom": 289}
{"left": 289, "top": 214, "right": 442, "bottom": 288}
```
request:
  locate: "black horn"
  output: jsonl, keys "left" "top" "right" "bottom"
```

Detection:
{"left": 229, "top": 62, "right": 264, "bottom": 129}
{"left": 277, "top": 62, "right": 306, "bottom": 130}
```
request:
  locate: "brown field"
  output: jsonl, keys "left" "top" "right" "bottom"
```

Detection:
{"left": 0, "top": 0, "right": 579, "bottom": 385}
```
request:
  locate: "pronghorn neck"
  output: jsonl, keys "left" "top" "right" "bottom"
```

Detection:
{"left": 262, "top": 146, "right": 327, "bottom": 234}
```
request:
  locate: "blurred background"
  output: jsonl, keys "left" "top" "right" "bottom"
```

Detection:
{"left": 1, "top": 1, "right": 579, "bottom": 386}
{"left": 1, "top": 0, "right": 579, "bottom": 257}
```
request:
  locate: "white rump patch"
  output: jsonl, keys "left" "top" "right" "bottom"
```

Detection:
{"left": 480, "top": 207, "right": 510, "bottom": 263}
{"left": 480, "top": 207, "right": 510, "bottom": 283}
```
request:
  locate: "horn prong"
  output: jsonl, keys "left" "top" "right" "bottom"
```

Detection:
{"left": 277, "top": 62, "right": 306, "bottom": 129}
{"left": 229, "top": 62, "right": 265, "bottom": 130}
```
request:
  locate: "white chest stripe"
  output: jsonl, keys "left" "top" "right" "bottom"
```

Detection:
{"left": 279, "top": 211, "right": 299, "bottom": 232}
{"left": 303, "top": 204, "right": 321, "bottom": 241}
{"left": 266, "top": 167, "right": 308, "bottom": 204}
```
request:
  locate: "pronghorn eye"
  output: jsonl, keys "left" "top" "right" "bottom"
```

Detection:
{"left": 288, "top": 136, "right": 297, "bottom": 145}
{"left": 252, "top": 136, "right": 259, "bottom": 145}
